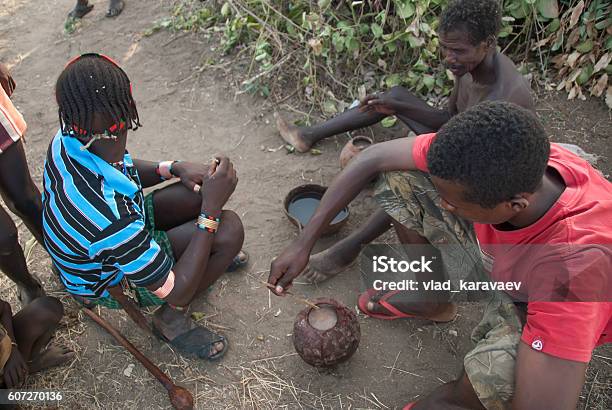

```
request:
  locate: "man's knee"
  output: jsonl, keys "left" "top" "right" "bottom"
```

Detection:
{"left": 416, "top": 373, "right": 485, "bottom": 410}
{"left": 216, "top": 210, "right": 244, "bottom": 250}
{"left": 0, "top": 226, "right": 19, "bottom": 256}
{"left": 30, "top": 296, "right": 64, "bottom": 324}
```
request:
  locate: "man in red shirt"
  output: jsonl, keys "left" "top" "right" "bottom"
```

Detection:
{"left": 268, "top": 101, "right": 611, "bottom": 409}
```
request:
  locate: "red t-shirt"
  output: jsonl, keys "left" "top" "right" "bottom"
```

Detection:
{"left": 412, "top": 133, "right": 612, "bottom": 362}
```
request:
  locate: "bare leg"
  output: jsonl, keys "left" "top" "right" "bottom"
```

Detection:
{"left": 165, "top": 210, "right": 244, "bottom": 293}
{"left": 149, "top": 183, "right": 244, "bottom": 357}
{"left": 389, "top": 87, "right": 439, "bottom": 135}
{"left": 0, "top": 141, "right": 44, "bottom": 245}
{"left": 149, "top": 182, "right": 201, "bottom": 231}
{"left": 0, "top": 205, "right": 44, "bottom": 305}
{"left": 152, "top": 212, "right": 243, "bottom": 356}
{"left": 68, "top": 0, "right": 94, "bottom": 18}
{"left": 302, "top": 209, "right": 393, "bottom": 283}
{"left": 276, "top": 86, "right": 438, "bottom": 152}
{"left": 12, "top": 296, "right": 74, "bottom": 372}
{"left": 411, "top": 372, "right": 485, "bottom": 410}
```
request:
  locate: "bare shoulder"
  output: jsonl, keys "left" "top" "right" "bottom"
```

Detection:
{"left": 494, "top": 53, "right": 535, "bottom": 111}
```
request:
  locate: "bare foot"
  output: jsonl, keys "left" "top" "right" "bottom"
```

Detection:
{"left": 106, "top": 0, "right": 124, "bottom": 17}
{"left": 367, "top": 293, "right": 457, "bottom": 322}
{"left": 301, "top": 242, "right": 361, "bottom": 283}
{"left": 68, "top": 3, "right": 94, "bottom": 18}
{"left": 274, "top": 112, "right": 311, "bottom": 153}
{"left": 29, "top": 345, "right": 75, "bottom": 373}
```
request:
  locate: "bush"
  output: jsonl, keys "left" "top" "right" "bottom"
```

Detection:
{"left": 159, "top": 0, "right": 611, "bottom": 110}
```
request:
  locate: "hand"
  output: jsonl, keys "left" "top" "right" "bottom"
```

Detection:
{"left": 200, "top": 156, "right": 238, "bottom": 211}
{"left": 358, "top": 93, "right": 399, "bottom": 115}
{"left": 268, "top": 242, "right": 311, "bottom": 295}
{"left": 0, "top": 63, "right": 16, "bottom": 97}
{"left": 3, "top": 348, "right": 27, "bottom": 388}
{"left": 171, "top": 161, "right": 209, "bottom": 193}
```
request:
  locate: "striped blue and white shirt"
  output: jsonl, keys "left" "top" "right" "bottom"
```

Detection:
{"left": 42, "top": 131, "right": 172, "bottom": 298}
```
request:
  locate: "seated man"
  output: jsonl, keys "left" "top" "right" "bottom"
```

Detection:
{"left": 275, "top": 0, "right": 533, "bottom": 153}
{"left": 0, "top": 296, "right": 74, "bottom": 388}
{"left": 43, "top": 53, "right": 246, "bottom": 360}
{"left": 292, "top": 0, "right": 534, "bottom": 302}
{"left": 268, "top": 101, "right": 611, "bottom": 409}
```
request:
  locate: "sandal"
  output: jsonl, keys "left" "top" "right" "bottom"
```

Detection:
{"left": 152, "top": 323, "right": 228, "bottom": 361}
{"left": 68, "top": 3, "right": 94, "bottom": 19}
{"left": 358, "top": 289, "right": 419, "bottom": 320}
{"left": 226, "top": 250, "right": 249, "bottom": 272}
{"left": 358, "top": 289, "right": 457, "bottom": 322}
{"left": 106, "top": 0, "right": 124, "bottom": 18}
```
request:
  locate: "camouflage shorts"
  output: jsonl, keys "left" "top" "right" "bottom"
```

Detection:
{"left": 374, "top": 170, "right": 522, "bottom": 409}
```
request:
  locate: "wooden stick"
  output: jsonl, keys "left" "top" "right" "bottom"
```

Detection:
{"left": 107, "top": 286, "right": 151, "bottom": 335}
{"left": 259, "top": 281, "right": 319, "bottom": 309}
{"left": 83, "top": 308, "right": 194, "bottom": 410}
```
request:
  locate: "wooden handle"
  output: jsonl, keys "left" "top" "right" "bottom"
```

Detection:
{"left": 83, "top": 308, "right": 174, "bottom": 390}
{"left": 107, "top": 285, "right": 152, "bottom": 335}
{"left": 82, "top": 308, "right": 194, "bottom": 409}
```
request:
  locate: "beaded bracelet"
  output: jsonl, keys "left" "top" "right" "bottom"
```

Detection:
{"left": 196, "top": 212, "right": 221, "bottom": 233}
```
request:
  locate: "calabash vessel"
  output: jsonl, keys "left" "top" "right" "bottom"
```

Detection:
{"left": 339, "top": 136, "right": 373, "bottom": 169}
{"left": 293, "top": 298, "right": 360, "bottom": 367}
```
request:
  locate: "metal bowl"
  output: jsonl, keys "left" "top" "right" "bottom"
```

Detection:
{"left": 283, "top": 184, "right": 349, "bottom": 236}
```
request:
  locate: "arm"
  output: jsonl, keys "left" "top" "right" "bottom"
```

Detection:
{"left": 268, "top": 136, "right": 419, "bottom": 293}
{"left": 361, "top": 79, "right": 460, "bottom": 130}
{"left": 133, "top": 159, "right": 163, "bottom": 188}
{"left": 512, "top": 342, "right": 586, "bottom": 410}
{"left": 134, "top": 159, "right": 215, "bottom": 191}
{"left": 395, "top": 102, "right": 451, "bottom": 130}
{"left": 146, "top": 156, "right": 237, "bottom": 306}
{"left": 360, "top": 94, "right": 451, "bottom": 131}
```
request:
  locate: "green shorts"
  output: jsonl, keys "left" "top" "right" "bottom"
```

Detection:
{"left": 84, "top": 191, "right": 175, "bottom": 310}
{"left": 374, "top": 171, "right": 523, "bottom": 410}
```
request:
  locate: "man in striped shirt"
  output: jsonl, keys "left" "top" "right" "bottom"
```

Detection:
{"left": 0, "top": 62, "right": 46, "bottom": 304}
{"left": 44, "top": 54, "right": 245, "bottom": 360}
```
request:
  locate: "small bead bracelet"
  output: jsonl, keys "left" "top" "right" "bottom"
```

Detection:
{"left": 196, "top": 212, "right": 221, "bottom": 233}
{"left": 156, "top": 160, "right": 180, "bottom": 180}
{"left": 168, "top": 303, "right": 188, "bottom": 312}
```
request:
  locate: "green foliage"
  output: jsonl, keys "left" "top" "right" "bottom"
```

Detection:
{"left": 64, "top": 16, "right": 81, "bottom": 35}
{"left": 501, "top": 0, "right": 610, "bottom": 106}
{"left": 162, "top": 0, "right": 611, "bottom": 109}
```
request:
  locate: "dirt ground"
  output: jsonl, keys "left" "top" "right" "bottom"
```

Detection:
{"left": 0, "top": 0, "right": 610, "bottom": 409}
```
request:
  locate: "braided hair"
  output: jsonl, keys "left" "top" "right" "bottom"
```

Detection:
{"left": 56, "top": 54, "right": 141, "bottom": 138}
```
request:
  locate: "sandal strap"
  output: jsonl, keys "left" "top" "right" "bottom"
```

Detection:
{"left": 155, "top": 325, "right": 227, "bottom": 360}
